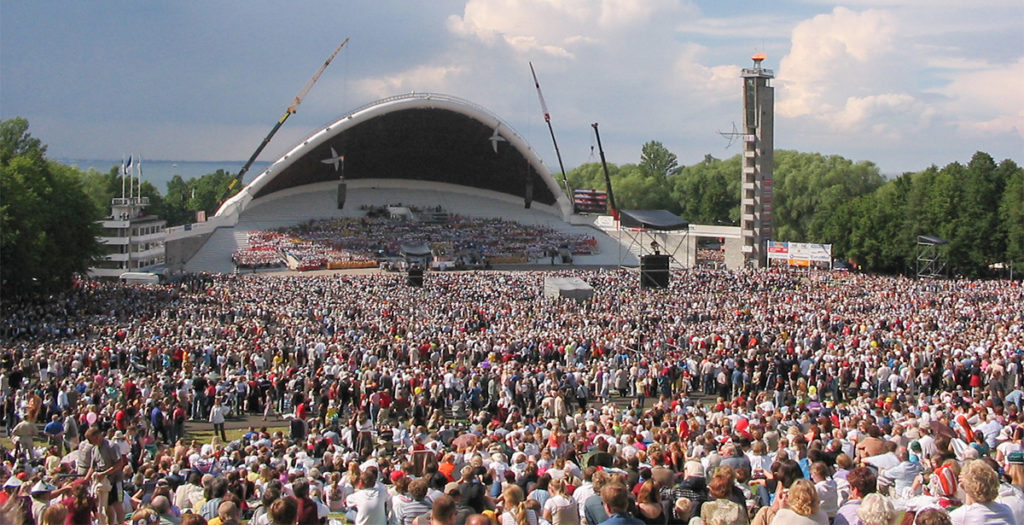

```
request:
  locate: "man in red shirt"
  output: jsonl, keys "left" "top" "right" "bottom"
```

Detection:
{"left": 378, "top": 390, "right": 393, "bottom": 423}
{"left": 113, "top": 404, "right": 127, "bottom": 431}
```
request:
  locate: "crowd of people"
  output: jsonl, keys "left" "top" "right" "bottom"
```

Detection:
{"left": 231, "top": 209, "right": 600, "bottom": 271}
{"left": 0, "top": 266, "right": 1021, "bottom": 525}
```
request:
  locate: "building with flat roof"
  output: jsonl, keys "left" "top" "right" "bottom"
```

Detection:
{"left": 89, "top": 197, "right": 166, "bottom": 278}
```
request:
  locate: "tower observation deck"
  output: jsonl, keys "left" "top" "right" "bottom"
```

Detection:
{"left": 740, "top": 53, "right": 774, "bottom": 268}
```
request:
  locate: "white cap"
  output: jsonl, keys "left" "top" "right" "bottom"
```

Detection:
{"left": 30, "top": 480, "right": 56, "bottom": 493}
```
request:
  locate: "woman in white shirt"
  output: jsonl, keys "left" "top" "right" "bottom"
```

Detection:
{"left": 501, "top": 484, "right": 539, "bottom": 525}
{"left": 542, "top": 478, "right": 580, "bottom": 525}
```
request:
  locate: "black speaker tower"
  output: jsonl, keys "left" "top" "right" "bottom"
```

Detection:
{"left": 407, "top": 268, "right": 424, "bottom": 287}
{"left": 640, "top": 254, "right": 670, "bottom": 289}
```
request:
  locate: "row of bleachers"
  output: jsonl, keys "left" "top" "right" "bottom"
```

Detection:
{"left": 232, "top": 209, "right": 600, "bottom": 270}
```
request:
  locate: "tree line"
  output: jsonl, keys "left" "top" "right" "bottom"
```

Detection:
{"left": 570, "top": 142, "right": 1021, "bottom": 277}
{"left": 2, "top": 118, "right": 1022, "bottom": 296}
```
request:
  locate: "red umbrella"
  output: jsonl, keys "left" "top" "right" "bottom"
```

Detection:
{"left": 931, "top": 420, "right": 956, "bottom": 439}
{"left": 452, "top": 434, "right": 478, "bottom": 449}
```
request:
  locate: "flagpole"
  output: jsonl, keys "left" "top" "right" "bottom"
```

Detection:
{"left": 128, "top": 155, "right": 134, "bottom": 200}
{"left": 121, "top": 154, "right": 126, "bottom": 200}
{"left": 137, "top": 155, "right": 143, "bottom": 199}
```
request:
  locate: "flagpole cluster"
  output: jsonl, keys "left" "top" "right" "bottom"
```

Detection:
{"left": 120, "top": 154, "right": 144, "bottom": 201}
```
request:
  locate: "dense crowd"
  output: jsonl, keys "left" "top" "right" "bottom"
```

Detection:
{"left": 0, "top": 267, "right": 1022, "bottom": 525}
{"left": 232, "top": 210, "right": 599, "bottom": 271}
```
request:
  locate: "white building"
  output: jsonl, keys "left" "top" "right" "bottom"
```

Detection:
{"left": 88, "top": 197, "right": 166, "bottom": 279}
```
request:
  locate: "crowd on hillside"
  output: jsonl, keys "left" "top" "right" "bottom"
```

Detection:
{"left": 0, "top": 267, "right": 1022, "bottom": 525}
{"left": 231, "top": 210, "right": 600, "bottom": 270}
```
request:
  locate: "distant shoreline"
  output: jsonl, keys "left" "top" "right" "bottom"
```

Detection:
{"left": 53, "top": 158, "right": 270, "bottom": 190}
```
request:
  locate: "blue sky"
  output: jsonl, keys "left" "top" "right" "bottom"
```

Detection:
{"left": 2, "top": 1, "right": 1021, "bottom": 176}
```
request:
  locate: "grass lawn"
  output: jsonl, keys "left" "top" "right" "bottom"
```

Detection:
{"left": 2, "top": 426, "right": 288, "bottom": 452}
{"left": 183, "top": 425, "right": 287, "bottom": 444}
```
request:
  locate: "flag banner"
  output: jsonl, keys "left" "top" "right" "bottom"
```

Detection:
{"left": 767, "top": 240, "right": 789, "bottom": 260}
{"left": 772, "top": 241, "right": 832, "bottom": 264}
{"left": 789, "top": 242, "right": 832, "bottom": 263}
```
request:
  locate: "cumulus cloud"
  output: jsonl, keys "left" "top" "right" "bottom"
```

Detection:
{"left": 832, "top": 93, "right": 935, "bottom": 138}
{"left": 353, "top": 65, "right": 467, "bottom": 100}
{"left": 670, "top": 43, "right": 740, "bottom": 104}
{"left": 446, "top": 0, "right": 689, "bottom": 59}
{"left": 777, "top": 3, "right": 1022, "bottom": 146}
{"left": 936, "top": 57, "right": 1024, "bottom": 138}
{"left": 446, "top": 0, "right": 591, "bottom": 58}
{"left": 777, "top": 7, "right": 899, "bottom": 120}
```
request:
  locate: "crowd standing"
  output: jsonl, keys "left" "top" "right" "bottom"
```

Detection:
{"left": 0, "top": 266, "right": 1021, "bottom": 525}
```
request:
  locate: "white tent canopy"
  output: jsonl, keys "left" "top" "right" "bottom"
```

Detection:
{"left": 543, "top": 277, "right": 594, "bottom": 302}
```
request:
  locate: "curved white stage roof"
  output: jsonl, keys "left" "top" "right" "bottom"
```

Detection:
{"left": 216, "top": 93, "right": 573, "bottom": 223}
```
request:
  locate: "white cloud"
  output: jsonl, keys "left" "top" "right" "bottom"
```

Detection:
{"left": 777, "top": 7, "right": 899, "bottom": 120}
{"left": 446, "top": 0, "right": 691, "bottom": 59}
{"left": 675, "top": 14, "right": 796, "bottom": 40}
{"left": 446, "top": 0, "right": 593, "bottom": 58}
{"left": 353, "top": 65, "right": 467, "bottom": 100}
{"left": 670, "top": 43, "right": 740, "bottom": 104}
{"left": 596, "top": 0, "right": 683, "bottom": 28}
{"left": 776, "top": 4, "right": 1023, "bottom": 146}
{"left": 935, "top": 57, "right": 1024, "bottom": 138}
{"left": 832, "top": 93, "right": 934, "bottom": 138}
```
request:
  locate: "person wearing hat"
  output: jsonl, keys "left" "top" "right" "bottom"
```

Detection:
{"left": 0, "top": 474, "right": 23, "bottom": 506}
{"left": 992, "top": 451, "right": 1024, "bottom": 524}
{"left": 29, "top": 479, "right": 59, "bottom": 525}
{"left": 1, "top": 475, "right": 33, "bottom": 524}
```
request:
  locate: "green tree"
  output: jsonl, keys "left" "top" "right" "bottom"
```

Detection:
{"left": 998, "top": 160, "right": 1023, "bottom": 269}
{"left": 671, "top": 155, "right": 741, "bottom": 224}
{"left": 771, "top": 151, "right": 884, "bottom": 243}
{"left": 612, "top": 164, "right": 675, "bottom": 210}
{"left": 946, "top": 152, "right": 1004, "bottom": 276}
{"left": 639, "top": 141, "right": 678, "bottom": 178}
{"left": 1, "top": 118, "right": 101, "bottom": 295}
{"left": 190, "top": 169, "right": 235, "bottom": 217}
{"left": 567, "top": 162, "right": 615, "bottom": 194}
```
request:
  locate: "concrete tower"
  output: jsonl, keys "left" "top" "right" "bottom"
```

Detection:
{"left": 740, "top": 53, "right": 774, "bottom": 268}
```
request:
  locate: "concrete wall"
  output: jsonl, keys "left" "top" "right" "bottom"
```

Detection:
{"left": 724, "top": 237, "right": 744, "bottom": 270}
{"left": 165, "top": 233, "right": 213, "bottom": 274}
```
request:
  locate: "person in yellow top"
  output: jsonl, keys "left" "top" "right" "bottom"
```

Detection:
{"left": 207, "top": 500, "right": 242, "bottom": 525}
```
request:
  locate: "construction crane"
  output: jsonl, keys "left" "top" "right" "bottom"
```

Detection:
{"left": 591, "top": 123, "right": 618, "bottom": 219}
{"left": 222, "top": 37, "right": 350, "bottom": 200}
{"left": 528, "top": 62, "right": 571, "bottom": 199}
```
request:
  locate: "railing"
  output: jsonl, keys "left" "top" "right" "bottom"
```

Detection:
{"left": 111, "top": 197, "right": 150, "bottom": 206}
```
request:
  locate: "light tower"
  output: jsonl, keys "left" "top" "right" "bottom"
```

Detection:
{"left": 740, "top": 53, "right": 774, "bottom": 268}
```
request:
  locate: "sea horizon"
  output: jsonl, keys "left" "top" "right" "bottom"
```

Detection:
{"left": 55, "top": 158, "right": 270, "bottom": 193}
